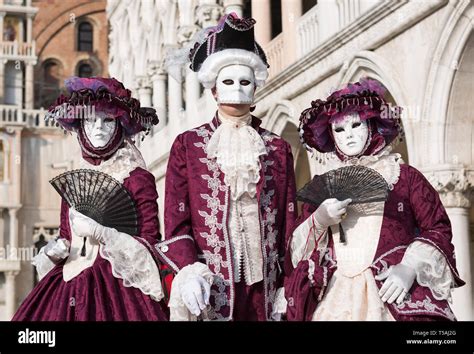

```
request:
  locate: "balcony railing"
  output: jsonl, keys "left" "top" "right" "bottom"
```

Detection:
{"left": 0, "top": 41, "right": 36, "bottom": 60}
{"left": 0, "top": 104, "right": 54, "bottom": 129}
{"left": 265, "top": 33, "right": 284, "bottom": 79}
{"left": 298, "top": 4, "right": 319, "bottom": 57}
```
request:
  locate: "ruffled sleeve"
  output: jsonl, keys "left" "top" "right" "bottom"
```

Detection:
{"left": 99, "top": 228, "right": 164, "bottom": 302}
{"left": 402, "top": 241, "right": 454, "bottom": 300}
{"left": 98, "top": 167, "right": 165, "bottom": 302}
{"left": 407, "top": 165, "right": 464, "bottom": 287}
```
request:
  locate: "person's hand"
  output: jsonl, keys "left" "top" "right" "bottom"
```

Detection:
{"left": 180, "top": 274, "right": 211, "bottom": 316}
{"left": 313, "top": 198, "right": 352, "bottom": 228}
{"left": 375, "top": 263, "right": 417, "bottom": 304}
{"left": 68, "top": 208, "right": 104, "bottom": 242}
{"left": 44, "top": 238, "right": 70, "bottom": 263}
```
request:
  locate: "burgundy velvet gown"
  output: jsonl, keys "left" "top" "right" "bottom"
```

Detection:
{"left": 13, "top": 167, "right": 169, "bottom": 321}
{"left": 285, "top": 164, "right": 464, "bottom": 321}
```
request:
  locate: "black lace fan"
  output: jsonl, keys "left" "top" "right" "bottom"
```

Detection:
{"left": 50, "top": 169, "right": 138, "bottom": 255}
{"left": 296, "top": 165, "right": 389, "bottom": 243}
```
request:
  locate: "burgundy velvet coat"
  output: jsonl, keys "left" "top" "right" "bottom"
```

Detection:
{"left": 13, "top": 167, "right": 169, "bottom": 321}
{"left": 158, "top": 115, "right": 296, "bottom": 320}
{"left": 285, "top": 164, "right": 465, "bottom": 321}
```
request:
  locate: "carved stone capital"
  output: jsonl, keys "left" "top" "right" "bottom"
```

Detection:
{"left": 135, "top": 75, "right": 152, "bottom": 90}
{"left": 147, "top": 60, "right": 167, "bottom": 79}
{"left": 196, "top": 1, "right": 223, "bottom": 29}
{"left": 421, "top": 165, "right": 474, "bottom": 208}
{"left": 177, "top": 25, "right": 200, "bottom": 45}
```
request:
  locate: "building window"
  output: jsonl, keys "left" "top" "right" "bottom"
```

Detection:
{"left": 77, "top": 21, "right": 93, "bottom": 52}
{"left": 302, "top": 0, "right": 318, "bottom": 14}
{"left": 77, "top": 62, "right": 93, "bottom": 78}
{"left": 39, "top": 59, "right": 62, "bottom": 108}
{"left": 271, "top": 1, "right": 282, "bottom": 38}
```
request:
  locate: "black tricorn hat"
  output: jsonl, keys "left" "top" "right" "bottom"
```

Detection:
{"left": 188, "top": 13, "right": 270, "bottom": 88}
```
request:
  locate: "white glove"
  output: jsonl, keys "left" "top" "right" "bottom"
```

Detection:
{"left": 179, "top": 273, "right": 211, "bottom": 316}
{"left": 68, "top": 208, "right": 106, "bottom": 243}
{"left": 375, "top": 263, "right": 417, "bottom": 304}
{"left": 313, "top": 198, "right": 352, "bottom": 228}
{"left": 44, "top": 238, "right": 70, "bottom": 263}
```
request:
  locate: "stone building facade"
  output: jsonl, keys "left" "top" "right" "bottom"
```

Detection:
{"left": 107, "top": 0, "right": 474, "bottom": 320}
{"left": 0, "top": 0, "right": 106, "bottom": 319}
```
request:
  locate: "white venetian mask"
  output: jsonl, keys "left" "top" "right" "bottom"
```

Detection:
{"left": 331, "top": 113, "right": 369, "bottom": 156}
{"left": 83, "top": 112, "right": 117, "bottom": 148}
{"left": 215, "top": 64, "right": 255, "bottom": 104}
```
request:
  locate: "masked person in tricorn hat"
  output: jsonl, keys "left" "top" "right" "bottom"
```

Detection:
{"left": 158, "top": 13, "right": 296, "bottom": 321}
{"left": 284, "top": 78, "right": 464, "bottom": 321}
{"left": 13, "top": 77, "right": 168, "bottom": 321}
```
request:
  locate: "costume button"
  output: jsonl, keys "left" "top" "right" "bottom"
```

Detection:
{"left": 160, "top": 245, "right": 169, "bottom": 253}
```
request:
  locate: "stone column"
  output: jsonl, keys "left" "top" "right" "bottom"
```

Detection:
{"left": 423, "top": 166, "right": 473, "bottom": 320}
{"left": 223, "top": 0, "right": 244, "bottom": 16}
{"left": 136, "top": 76, "right": 152, "bottom": 107}
{"left": 150, "top": 67, "right": 167, "bottom": 127}
{"left": 251, "top": 0, "right": 272, "bottom": 46}
{"left": 5, "top": 271, "right": 19, "bottom": 320}
{"left": 0, "top": 60, "right": 5, "bottom": 104}
{"left": 0, "top": 11, "right": 5, "bottom": 39}
{"left": 185, "top": 67, "right": 200, "bottom": 125}
{"left": 281, "top": 0, "right": 303, "bottom": 66}
{"left": 24, "top": 63, "right": 34, "bottom": 109}
{"left": 9, "top": 207, "right": 18, "bottom": 250}
{"left": 26, "top": 13, "right": 33, "bottom": 43}
{"left": 168, "top": 70, "right": 183, "bottom": 134}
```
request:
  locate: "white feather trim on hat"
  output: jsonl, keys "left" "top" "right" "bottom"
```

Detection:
{"left": 197, "top": 48, "right": 269, "bottom": 89}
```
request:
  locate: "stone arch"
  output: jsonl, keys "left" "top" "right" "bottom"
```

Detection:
{"left": 265, "top": 100, "right": 312, "bottom": 206}
{"left": 338, "top": 50, "right": 411, "bottom": 163}
{"left": 36, "top": 2, "right": 105, "bottom": 58}
{"left": 422, "top": 0, "right": 473, "bottom": 165}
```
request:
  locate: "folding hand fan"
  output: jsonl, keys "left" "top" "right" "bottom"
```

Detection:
{"left": 296, "top": 165, "right": 390, "bottom": 243}
{"left": 50, "top": 169, "right": 138, "bottom": 255}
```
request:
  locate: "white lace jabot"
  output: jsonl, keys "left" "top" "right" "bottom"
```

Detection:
{"left": 206, "top": 110, "right": 267, "bottom": 200}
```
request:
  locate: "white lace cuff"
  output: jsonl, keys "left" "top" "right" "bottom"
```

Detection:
{"left": 290, "top": 214, "right": 326, "bottom": 268}
{"left": 168, "top": 262, "right": 214, "bottom": 321}
{"left": 271, "top": 287, "right": 287, "bottom": 321}
{"left": 98, "top": 227, "right": 164, "bottom": 302}
{"left": 401, "top": 240, "right": 454, "bottom": 300}
{"left": 32, "top": 247, "right": 57, "bottom": 281}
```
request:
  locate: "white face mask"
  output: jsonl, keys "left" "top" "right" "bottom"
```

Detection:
{"left": 83, "top": 112, "right": 117, "bottom": 148}
{"left": 215, "top": 64, "right": 255, "bottom": 104}
{"left": 331, "top": 113, "right": 369, "bottom": 156}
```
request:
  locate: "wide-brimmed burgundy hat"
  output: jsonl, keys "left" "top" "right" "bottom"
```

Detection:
{"left": 46, "top": 77, "right": 158, "bottom": 137}
{"left": 298, "top": 78, "right": 403, "bottom": 156}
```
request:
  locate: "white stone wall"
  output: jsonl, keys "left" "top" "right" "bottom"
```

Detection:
{"left": 106, "top": 0, "right": 474, "bottom": 320}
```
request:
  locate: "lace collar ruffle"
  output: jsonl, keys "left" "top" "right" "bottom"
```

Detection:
{"left": 79, "top": 139, "right": 147, "bottom": 183}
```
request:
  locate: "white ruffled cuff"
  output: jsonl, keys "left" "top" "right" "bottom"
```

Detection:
{"left": 98, "top": 227, "right": 164, "bottom": 302}
{"left": 168, "top": 262, "right": 214, "bottom": 321}
{"left": 31, "top": 247, "right": 57, "bottom": 281}
{"left": 290, "top": 214, "right": 326, "bottom": 268}
{"left": 271, "top": 287, "right": 287, "bottom": 321}
{"left": 401, "top": 240, "right": 454, "bottom": 300}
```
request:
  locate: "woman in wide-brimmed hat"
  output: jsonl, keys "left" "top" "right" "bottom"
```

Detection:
{"left": 285, "top": 78, "right": 464, "bottom": 321}
{"left": 13, "top": 77, "right": 168, "bottom": 321}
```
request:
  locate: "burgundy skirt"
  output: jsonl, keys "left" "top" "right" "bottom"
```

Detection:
{"left": 12, "top": 255, "right": 169, "bottom": 321}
